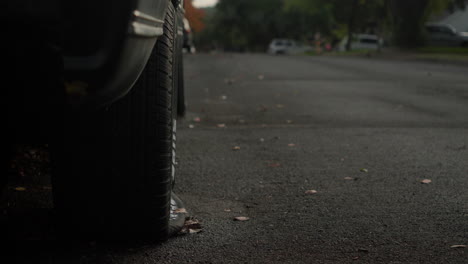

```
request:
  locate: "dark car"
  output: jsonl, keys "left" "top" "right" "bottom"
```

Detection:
{"left": 3, "top": 0, "right": 187, "bottom": 241}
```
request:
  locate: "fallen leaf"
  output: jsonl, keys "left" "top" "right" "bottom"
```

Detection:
{"left": 14, "top": 187, "right": 26, "bottom": 191}
{"left": 421, "top": 179, "right": 432, "bottom": 184}
{"left": 305, "top": 190, "right": 318, "bottom": 194}
{"left": 217, "top": 124, "right": 226, "bottom": 128}
{"left": 174, "top": 208, "right": 188, "bottom": 214}
{"left": 232, "top": 146, "right": 241, "bottom": 151}
{"left": 268, "top": 163, "right": 281, "bottom": 168}
{"left": 258, "top": 105, "right": 268, "bottom": 112}
{"left": 450, "top": 245, "right": 467, "bottom": 248}
{"left": 179, "top": 217, "right": 202, "bottom": 235}
{"left": 234, "top": 216, "right": 250, "bottom": 221}
{"left": 344, "top": 177, "right": 354, "bottom": 180}
{"left": 193, "top": 117, "right": 201, "bottom": 122}
{"left": 189, "top": 228, "right": 202, "bottom": 234}
{"left": 288, "top": 143, "right": 296, "bottom": 147}
{"left": 224, "top": 78, "right": 235, "bottom": 85}
{"left": 360, "top": 168, "right": 368, "bottom": 173}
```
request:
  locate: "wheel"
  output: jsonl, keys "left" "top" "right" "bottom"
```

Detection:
{"left": 176, "top": 36, "right": 186, "bottom": 117}
{"left": 51, "top": 3, "right": 180, "bottom": 242}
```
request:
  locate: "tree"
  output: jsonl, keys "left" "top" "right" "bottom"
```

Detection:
{"left": 389, "top": 0, "right": 466, "bottom": 48}
{"left": 185, "top": 0, "right": 206, "bottom": 33}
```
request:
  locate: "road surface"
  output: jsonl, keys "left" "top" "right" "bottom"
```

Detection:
{"left": 3, "top": 53, "right": 468, "bottom": 263}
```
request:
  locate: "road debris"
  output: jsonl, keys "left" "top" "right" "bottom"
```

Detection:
{"left": 305, "top": 190, "right": 318, "bottom": 195}
{"left": 450, "top": 245, "right": 467, "bottom": 248}
{"left": 421, "top": 179, "right": 432, "bottom": 184}
{"left": 179, "top": 217, "right": 202, "bottom": 235}
{"left": 234, "top": 216, "right": 250, "bottom": 221}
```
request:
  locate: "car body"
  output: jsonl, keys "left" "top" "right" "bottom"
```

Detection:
{"left": 425, "top": 23, "right": 468, "bottom": 47}
{"left": 3, "top": 0, "right": 187, "bottom": 241}
{"left": 267, "top": 39, "right": 312, "bottom": 55}
{"left": 338, "top": 34, "right": 383, "bottom": 52}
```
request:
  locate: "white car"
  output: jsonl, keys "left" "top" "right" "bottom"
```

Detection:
{"left": 268, "top": 39, "right": 312, "bottom": 55}
{"left": 338, "top": 34, "right": 383, "bottom": 52}
{"left": 425, "top": 23, "right": 468, "bottom": 47}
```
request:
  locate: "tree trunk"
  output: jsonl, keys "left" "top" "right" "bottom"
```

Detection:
{"left": 346, "top": 0, "right": 359, "bottom": 51}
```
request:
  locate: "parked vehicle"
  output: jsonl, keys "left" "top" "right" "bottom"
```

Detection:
{"left": 3, "top": 0, "right": 187, "bottom": 241}
{"left": 338, "top": 34, "right": 383, "bottom": 52}
{"left": 268, "top": 39, "right": 312, "bottom": 55}
{"left": 425, "top": 23, "right": 468, "bottom": 47}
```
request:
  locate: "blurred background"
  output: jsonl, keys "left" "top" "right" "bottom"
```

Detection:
{"left": 186, "top": 0, "right": 468, "bottom": 55}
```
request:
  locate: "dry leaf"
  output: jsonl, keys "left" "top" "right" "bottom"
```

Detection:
{"left": 14, "top": 187, "right": 26, "bottom": 191}
{"left": 421, "top": 179, "right": 432, "bottom": 184}
{"left": 232, "top": 146, "right": 241, "bottom": 151}
{"left": 268, "top": 163, "right": 281, "bottom": 168}
{"left": 288, "top": 143, "right": 296, "bottom": 147}
{"left": 189, "top": 228, "right": 202, "bottom": 234}
{"left": 305, "top": 190, "right": 318, "bottom": 194}
{"left": 234, "top": 216, "right": 250, "bottom": 221}
{"left": 450, "top": 245, "right": 467, "bottom": 248}
{"left": 174, "top": 208, "right": 187, "bottom": 214}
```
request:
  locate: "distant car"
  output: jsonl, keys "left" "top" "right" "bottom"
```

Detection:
{"left": 425, "top": 23, "right": 468, "bottom": 47}
{"left": 268, "top": 39, "right": 312, "bottom": 55}
{"left": 338, "top": 34, "right": 383, "bottom": 52}
{"left": 183, "top": 18, "right": 196, "bottom": 53}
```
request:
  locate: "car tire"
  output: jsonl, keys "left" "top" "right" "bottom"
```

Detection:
{"left": 51, "top": 3, "right": 180, "bottom": 242}
{"left": 177, "top": 49, "right": 186, "bottom": 117}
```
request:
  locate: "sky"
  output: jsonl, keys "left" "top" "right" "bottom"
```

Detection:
{"left": 192, "top": 0, "right": 218, "bottom": 8}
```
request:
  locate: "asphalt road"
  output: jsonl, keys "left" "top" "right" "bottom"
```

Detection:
{"left": 3, "top": 53, "right": 468, "bottom": 263}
